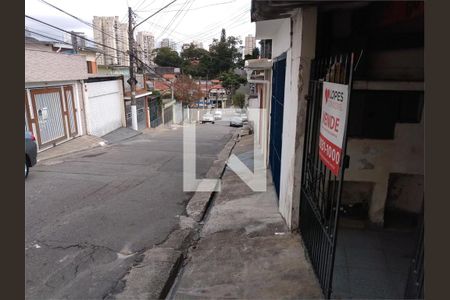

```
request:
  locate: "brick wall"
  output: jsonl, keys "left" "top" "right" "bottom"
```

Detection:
{"left": 25, "top": 49, "right": 88, "bottom": 83}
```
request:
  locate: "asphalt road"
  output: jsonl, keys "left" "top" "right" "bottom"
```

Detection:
{"left": 25, "top": 122, "right": 235, "bottom": 299}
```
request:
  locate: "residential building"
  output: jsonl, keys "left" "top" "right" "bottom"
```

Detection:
{"left": 208, "top": 85, "right": 227, "bottom": 108}
{"left": 92, "top": 16, "right": 129, "bottom": 66}
{"left": 25, "top": 37, "right": 128, "bottom": 150}
{"left": 160, "top": 38, "right": 177, "bottom": 51}
{"left": 64, "top": 31, "right": 87, "bottom": 49}
{"left": 247, "top": 1, "right": 424, "bottom": 299}
{"left": 136, "top": 31, "right": 156, "bottom": 66}
{"left": 244, "top": 34, "right": 256, "bottom": 55}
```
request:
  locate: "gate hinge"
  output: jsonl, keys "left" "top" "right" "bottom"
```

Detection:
{"left": 343, "top": 155, "right": 350, "bottom": 169}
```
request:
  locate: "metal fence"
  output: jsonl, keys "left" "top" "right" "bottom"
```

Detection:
{"left": 299, "top": 53, "right": 354, "bottom": 298}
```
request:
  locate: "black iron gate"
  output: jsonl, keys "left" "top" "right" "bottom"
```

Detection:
{"left": 405, "top": 208, "right": 424, "bottom": 299}
{"left": 269, "top": 53, "right": 286, "bottom": 198}
{"left": 299, "top": 53, "right": 354, "bottom": 298}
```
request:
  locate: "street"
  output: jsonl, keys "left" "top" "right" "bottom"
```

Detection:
{"left": 25, "top": 122, "right": 235, "bottom": 299}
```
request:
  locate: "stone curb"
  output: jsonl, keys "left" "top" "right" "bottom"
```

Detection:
{"left": 186, "top": 131, "right": 240, "bottom": 222}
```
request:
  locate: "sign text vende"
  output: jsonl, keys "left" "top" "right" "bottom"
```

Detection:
{"left": 318, "top": 82, "right": 349, "bottom": 176}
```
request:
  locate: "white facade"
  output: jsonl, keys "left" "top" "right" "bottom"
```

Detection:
{"left": 244, "top": 34, "right": 256, "bottom": 55}
{"left": 84, "top": 79, "right": 126, "bottom": 137}
{"left": 92, "top": 16, "right": 129, "bottom": 66}
{"left": 137, "top": 31, "right": 155, "bottom": 66}
{"left": 160, "top": 38, "right": 177, "bottom": 51}
{"left": 255, "top": 10, "right": 318, "bottom": 229}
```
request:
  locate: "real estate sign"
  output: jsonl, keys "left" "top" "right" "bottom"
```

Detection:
{"left": 318, "top": 81, "right": 349, "bottom": 176}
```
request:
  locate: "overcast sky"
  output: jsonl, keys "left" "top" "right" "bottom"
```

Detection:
{"left": 25, "top": 0, "right": 255, "bottom": 50}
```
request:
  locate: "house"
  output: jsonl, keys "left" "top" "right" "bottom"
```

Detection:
{"left": 25, "top": 40, "right": 128, "bottom": 151}
{"left": 247, "top": 1, "right": 424, "bottom": 299}
{"left": 208, "top": 84, "right": 227, "bottom": 108}
{"left": 25, "top": 48, "right": 88, "bottom": 151}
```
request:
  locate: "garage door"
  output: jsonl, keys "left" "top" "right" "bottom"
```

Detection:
{"left": 86, "top": 80, "right": 123, "bottom": 137}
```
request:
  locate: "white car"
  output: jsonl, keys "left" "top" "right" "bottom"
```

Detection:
{"left": 235, "top": 109, "right": 248, "bottom": 122}
{"left": 214, "top": 110, "right": 222, "bottom": 120}
{"left": 201, "top": 113, "right": 215, "bottom": 124}
{"left": 230, "top": 115, "right": 243, "bottom": 127}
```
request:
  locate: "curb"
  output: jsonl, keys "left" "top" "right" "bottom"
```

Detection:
{"left": 186, "top": 130, "right": 241, "bottom": 222}
{"left": 111, "top": 129, "right": 241, "bottom": 300}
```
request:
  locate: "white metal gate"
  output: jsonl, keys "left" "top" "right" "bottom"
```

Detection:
{"left": 30, "top": 87, "right": 67, "bottom": 148}
{"left": 64, "top": 86, "right": 78, "bottom": 137}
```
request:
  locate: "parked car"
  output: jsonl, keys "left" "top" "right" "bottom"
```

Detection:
{"left": 214, "top": 110, "right": 223, "bottom": 120}
{"left": 25, "top": 131, "right": 37, "bottom": 178}
{"left": 201, "top": 113, "right": 215, "bottom": 124}
{"left": 230, "top": 115, "right": 243, "bottom": 127}
{"left": 235, "top": 109, "right": 248, "bottom": 122}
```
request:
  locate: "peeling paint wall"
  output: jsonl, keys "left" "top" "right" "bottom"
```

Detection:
{"left": 344, "top": 109, "right": 424, "bottom": 225}
{"left": 278, "top": 8, "right": 317, "bottom": 230}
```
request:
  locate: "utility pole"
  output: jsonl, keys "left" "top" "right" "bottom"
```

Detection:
{"left": 128, "top": 7, "right": 138, "bottom": 131}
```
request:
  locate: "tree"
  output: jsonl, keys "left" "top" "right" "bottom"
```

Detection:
{"left": 153, "top": 47, "right": 182, "bottom": 67}
{"left": 180, "top": 43, "right": 211, "bottom": 78}
{"left": 220, "top": 72, "right": 247, "bottom": 95}
{"left": 173, "top": 75, "right": 203, "bottom": 104}
{"left": 208, "top": 29, "right": 242, "bottom": 78}
{"left": 232, "top": 92, "right": 246, "bottom": 108}
{"left": 251, "top": 47, "right": 260, "bottom": 58}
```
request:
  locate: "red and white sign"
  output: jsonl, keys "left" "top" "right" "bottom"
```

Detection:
{"left": 318, "top": 81, "right": 349, "bottom": 176}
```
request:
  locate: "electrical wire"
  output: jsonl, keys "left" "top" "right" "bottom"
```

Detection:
{"left": 37, "top": 0, "right": 130, "bottom": 49}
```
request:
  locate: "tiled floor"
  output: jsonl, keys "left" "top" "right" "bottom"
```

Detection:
{"left": 331, "top": 228, "right": 417, "bottom": 299}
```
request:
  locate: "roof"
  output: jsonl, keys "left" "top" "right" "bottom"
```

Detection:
{"left": 251, "top": 0, "right": 359, "bottom": 22}
{"left": 154, "top": 81, "right": 171, "bottom": 91}
{"left": 162, "top": 74, "right": 176, "bottom": 80}
{"left": 209, "top": 84, "right": 224, "bottom": 90}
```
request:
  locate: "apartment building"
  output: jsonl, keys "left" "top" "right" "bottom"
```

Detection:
{"left": 160, "top": 38, "right": 177, "bottom": 51}
{"left": 92, "top": 16, "right": 129, "bottom": 66}
{"left": 244, "top": 34, "right": 256, "bottom": 55}
{"left": 136, "top": 31, "right": 155, "bottom": 66}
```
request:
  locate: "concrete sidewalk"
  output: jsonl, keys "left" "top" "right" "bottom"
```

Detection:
{"left": 37, "top": 135, "right": 107, "bottom": 163}
{"left": 170, "top": 134, "right": 323, "bottom": 299}
{"left": 37, "top": 128, "right": 141, "bottom": 163}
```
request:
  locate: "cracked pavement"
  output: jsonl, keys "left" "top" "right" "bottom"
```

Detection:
{"left": 25, "top": 123, "right": 235, "bottom": 299}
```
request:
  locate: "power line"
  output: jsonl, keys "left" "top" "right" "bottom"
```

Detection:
{"left": 155, "top": 0, "right": 191, "bottom": 41}
{"left": 37, "top": 0, "right": 130, "bottom": 49}
{"left": 136, "top": 1, "right": 235, "bottom": 13}
{"left": 25, "top": 15, "right": 129, "bottom": 57}
{"left": 165, "top": 0, "right": 196, "bottom": 40}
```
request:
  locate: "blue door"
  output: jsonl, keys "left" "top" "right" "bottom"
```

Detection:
{"left": 269, "top": 54, "right": 286, "bottom": 199}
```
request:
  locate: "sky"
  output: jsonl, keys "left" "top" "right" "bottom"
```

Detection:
{"left": 25, "top": 0, "right": 255, "bottom": 51}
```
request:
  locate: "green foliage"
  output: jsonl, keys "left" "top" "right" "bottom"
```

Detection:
{"left": 180, "top": 43, "right": 211, "bottom": 78}
{"left": 208, "top": 29, "right": 243, "bottom": 78}
{"left": 219, "top": 72, "right": 247, "bottom": 95}
{"left": 232, "top": 92, "right": 246, "bottom": 108}
{"left": 251, "top": 47, "right": 260, "bottom": 58}
{"left": 153, "top": 47, "right": 182, "bottom": 67}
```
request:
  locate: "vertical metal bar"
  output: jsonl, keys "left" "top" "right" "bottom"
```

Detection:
{"left": 326, "top": 53, "right": 354, "bottom": 298}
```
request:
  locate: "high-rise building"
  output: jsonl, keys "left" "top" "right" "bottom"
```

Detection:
{"left": 92, "top": 16, "right": 129, "bottom": 66}
{"left": 136, "top": 31, "right": 155, "bottom": 66}
{"left": 64, "top": 31, "right": 87, "bottom": 50}
{"left": 160, "top": 38, "right": 170, "bottom": 48}
{"left": 244, "top": 34, "right": 256, "bottom": 56}
{"left": 160, "top": 38, "right": 177, "bottom": 51}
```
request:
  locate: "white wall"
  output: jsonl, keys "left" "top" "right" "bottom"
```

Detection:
{"left": 256, "top": 18, "right": 291, "bottom": 58}
{"left": 275, "top": 8, "right": 317, "bottom": 229}
{"left": 85, "top": 80, "right": 124, "bottom": 137}
{"left": 254, "top": 10, "right": 318, "bottom": 229}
